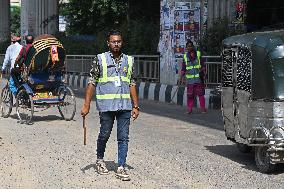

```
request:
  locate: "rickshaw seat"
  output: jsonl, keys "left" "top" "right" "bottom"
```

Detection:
{"left": 29, "top": 71, "right": 62, "bottom": 91}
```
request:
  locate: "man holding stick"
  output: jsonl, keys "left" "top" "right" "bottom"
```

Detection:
{"left": 81, "top": 29, "right": 139, "bottom": 181}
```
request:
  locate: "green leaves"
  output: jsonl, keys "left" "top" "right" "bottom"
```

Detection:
{"left": 201, "top": 18, "right": 246, "bottom": 55}
{"left": 10, "top": 6, "right": 21, "bottom": 36}
{"left": 58, "top": 0, "right": 159, "bottom": 54}
{"left": 61, "top": 0, "right": 127, "bottom": 35}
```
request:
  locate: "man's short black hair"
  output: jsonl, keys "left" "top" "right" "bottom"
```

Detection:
{"left": 107, "top": 29, "right": 122, "bottom": 41}
{"left": 25, "top": 35, "right": 34, "bottom": 44}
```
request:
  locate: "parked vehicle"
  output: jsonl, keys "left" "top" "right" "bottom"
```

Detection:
{"left": 0, "top": 34, "right": 76, "bottom": 124}
{"left": 221, "top": 30, "right": 284, "bottom": 173}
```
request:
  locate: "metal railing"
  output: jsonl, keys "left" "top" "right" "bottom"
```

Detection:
{"left": 65, "top": 55, "right": 95, "bottom": 74}
{"left": 0, "top": 54, "right": 221, "bottom": 86}
{"left": 203, "top": 55, "right": 222, "bottom": 87}
{"left": 65, "top": 54, "right": 160, "bottom": 83}
{"left": 132, "top": 55, "right": 160, "bottom": 83}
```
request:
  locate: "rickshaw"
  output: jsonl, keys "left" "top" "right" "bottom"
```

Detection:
{"left": 0, "top": 34, "right": 76, "bottom": 124}
{"left": 221, "top": 30, "right": 284, "bottom": 173}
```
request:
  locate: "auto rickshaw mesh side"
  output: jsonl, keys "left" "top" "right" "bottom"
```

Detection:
{"left": 221, "top": 30, "right": 284, "bottom": 173}
{"left": 222, "top": 30, "right": 284, "bottom": 100}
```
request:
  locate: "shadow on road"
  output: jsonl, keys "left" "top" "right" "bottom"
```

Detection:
{"left": 81, "top": 160, "right": 134, "bottom": 173}
{"left": 205, "top": 144, "right": 284, "bottom": 174}
{"left": 73, "top": 88, "right": 224, "bottom": 131}
{"left": 9, "top": 113, "right": 64, "bottom": 123}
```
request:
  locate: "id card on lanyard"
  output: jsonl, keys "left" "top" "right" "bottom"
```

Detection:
{"left": 113, "top": 56, "right": 122, "bottom": 87}
{"left": 114, "top": 76, "right": 121, "bottom": 87}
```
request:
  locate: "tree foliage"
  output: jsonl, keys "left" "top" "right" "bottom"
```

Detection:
{"left": 0, "top": 6, "right": 21, "bottom": 53}
{"left": 10, "top": 6, "right": 21, "bottom": 35}
{"left": 201, "top": 18, "right": 246, "bottom": 55}
{"left": 59, "top": 0, "right": 160, "bottom": 55}
{"left": 61, "top": 0, "right": 128, "bottom": 35}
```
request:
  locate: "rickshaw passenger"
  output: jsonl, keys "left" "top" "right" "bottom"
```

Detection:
{"left": 1, "top": 35, "right": 23, "bottom": 95}
{"left": 12, "top": 35, "right": 35, "bottom": 87}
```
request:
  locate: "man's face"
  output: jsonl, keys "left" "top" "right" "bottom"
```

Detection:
{"left": 108, "top": 35, "right": 123, "bottom": 53}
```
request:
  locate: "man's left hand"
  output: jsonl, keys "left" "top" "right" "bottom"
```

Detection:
{"left": 131, "top": 108, "right": 139, "bottom": 121}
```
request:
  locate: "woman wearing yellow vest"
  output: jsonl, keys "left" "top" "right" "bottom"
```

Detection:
{"left": 180, "top": 40, "right": 206, "bottom": 114}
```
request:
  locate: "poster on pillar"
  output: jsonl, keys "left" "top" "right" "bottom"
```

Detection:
{"left": 158, "top": 0, "right": 205, "bottom": 85}
{"left": 174, "top": 1, "right": 201, "bottom": 59}
{"left": 233, "top": 0, "right": 247, "bottom": 24}
{"left": 202, "top": 0, "right": 208, "bottom": 35}
{"left": 159, "top": 0, "right": 176, "bottom": 85}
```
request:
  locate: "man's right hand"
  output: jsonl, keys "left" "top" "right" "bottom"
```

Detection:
{"left": 81, "top": 104, "right": 90, "bottom": 117}
{"left": 1, "top": 69, "right": 6, "bottom": 75}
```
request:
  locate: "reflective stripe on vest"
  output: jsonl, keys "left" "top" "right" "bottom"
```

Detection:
{"left": 184, "top": 51, "right": 201, "bottom": 79}
{"left": 96, "top": 93, "right": 130, "bottom": 100}
{"left": 186, "top": 74, "right": 200, "bottom": 79}
{"left": 98, "top": 54, "right": 133, "bottom": 83}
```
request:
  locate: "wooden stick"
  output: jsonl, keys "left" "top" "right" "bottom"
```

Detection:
{"left": 83, "top": 116, "right": 86, "bottom": 145}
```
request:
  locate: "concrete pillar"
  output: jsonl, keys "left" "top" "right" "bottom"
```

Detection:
{"left": 220, "top": 0, "right": 227, "bottom": 18}
{"left": 21, "top": 0, "right": 58, "bottom": 37}
{"left": 0, "top": 0, "right": 10, "bottom": 42}
{"left": 21, "top": 0, "right": 36, "bottom": 36}
{"left": 207, "top": 0, "right": 214, "bottom": 28}
{"left": 214, "top": 0, "right": 220, "bottom": 20}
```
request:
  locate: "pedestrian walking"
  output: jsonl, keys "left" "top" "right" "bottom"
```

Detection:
{"left": 180, "top": 40, "right": 207, "bottom": 114}
{"left": 81, "top": 29, "right": 139, "bottom": 181}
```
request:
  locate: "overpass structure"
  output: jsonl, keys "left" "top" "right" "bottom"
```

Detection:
{"left": 0, "top": 0, "right": 58, "bottom": 42}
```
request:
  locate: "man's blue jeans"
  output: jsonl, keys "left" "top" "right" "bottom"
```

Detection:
{"left": 9, "top": 77, "right": 18, "bottom": 95}
{"left": 97, "top": 110, "right": 131, "bottom": 167}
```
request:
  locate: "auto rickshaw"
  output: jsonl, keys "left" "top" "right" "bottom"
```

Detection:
{"left": 221, "top": 30, "right": 284, "bottom": 173}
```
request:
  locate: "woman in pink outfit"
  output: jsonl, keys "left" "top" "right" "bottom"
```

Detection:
{"left": 180, "top": 40, "right": 206, "bottom": 114}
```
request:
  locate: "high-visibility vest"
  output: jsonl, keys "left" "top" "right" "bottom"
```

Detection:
{"left": 183, "top": 51, "right": 201, "bottom": 81}
{"left": 95, "top": 52, "right": 133, "bottom": 112}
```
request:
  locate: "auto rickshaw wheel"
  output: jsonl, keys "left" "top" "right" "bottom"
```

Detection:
{"left": 236, "top": 143, "right": 252, "bottom": 153}
{"left": 255, "top": 146, "right": 276, "bottom": 173}
{"left": 0, "top": 85, "right": 13, "bottom": 118}
{"left": 57, "top": 86, "right": 76, "bottom": 121}
{"left": 16, "top": 89, "right": 34, "bottom": 124}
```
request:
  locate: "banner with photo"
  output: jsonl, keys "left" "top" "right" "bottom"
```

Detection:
{"left": 174, "top": 1, "right": 201, "bottom": 59}
{"left": 233, "top": 0, "right": 247, "bottom": 24}
{"left": 158, "top": 0, "right": 207, "bottom": 85}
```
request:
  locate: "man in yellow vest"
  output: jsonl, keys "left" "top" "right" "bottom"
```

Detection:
{"left": 180, "top": 40, "right": 206, "bottom": 114}
{"left": 81, "top": 29, "right": 139, "bottom": 181}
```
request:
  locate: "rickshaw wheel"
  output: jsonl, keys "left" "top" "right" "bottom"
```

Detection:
{"left": 0, "top": 85, "right": 13, "bottom": 118}
{"left": 57, "top": 86, "right": 76, "bottom": 121}
{"left": 16, "top": 89, "right": 34, "bottom": 124}
{"left": 255, "top": 146, "right": 276, "bottom": 173}
{"left": 236, "top": 143, "right": 252, "bottom": 153}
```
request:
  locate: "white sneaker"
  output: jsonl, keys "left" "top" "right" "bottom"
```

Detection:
{"left": 96, "top": 159, "right": 109, "bottom": 175}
